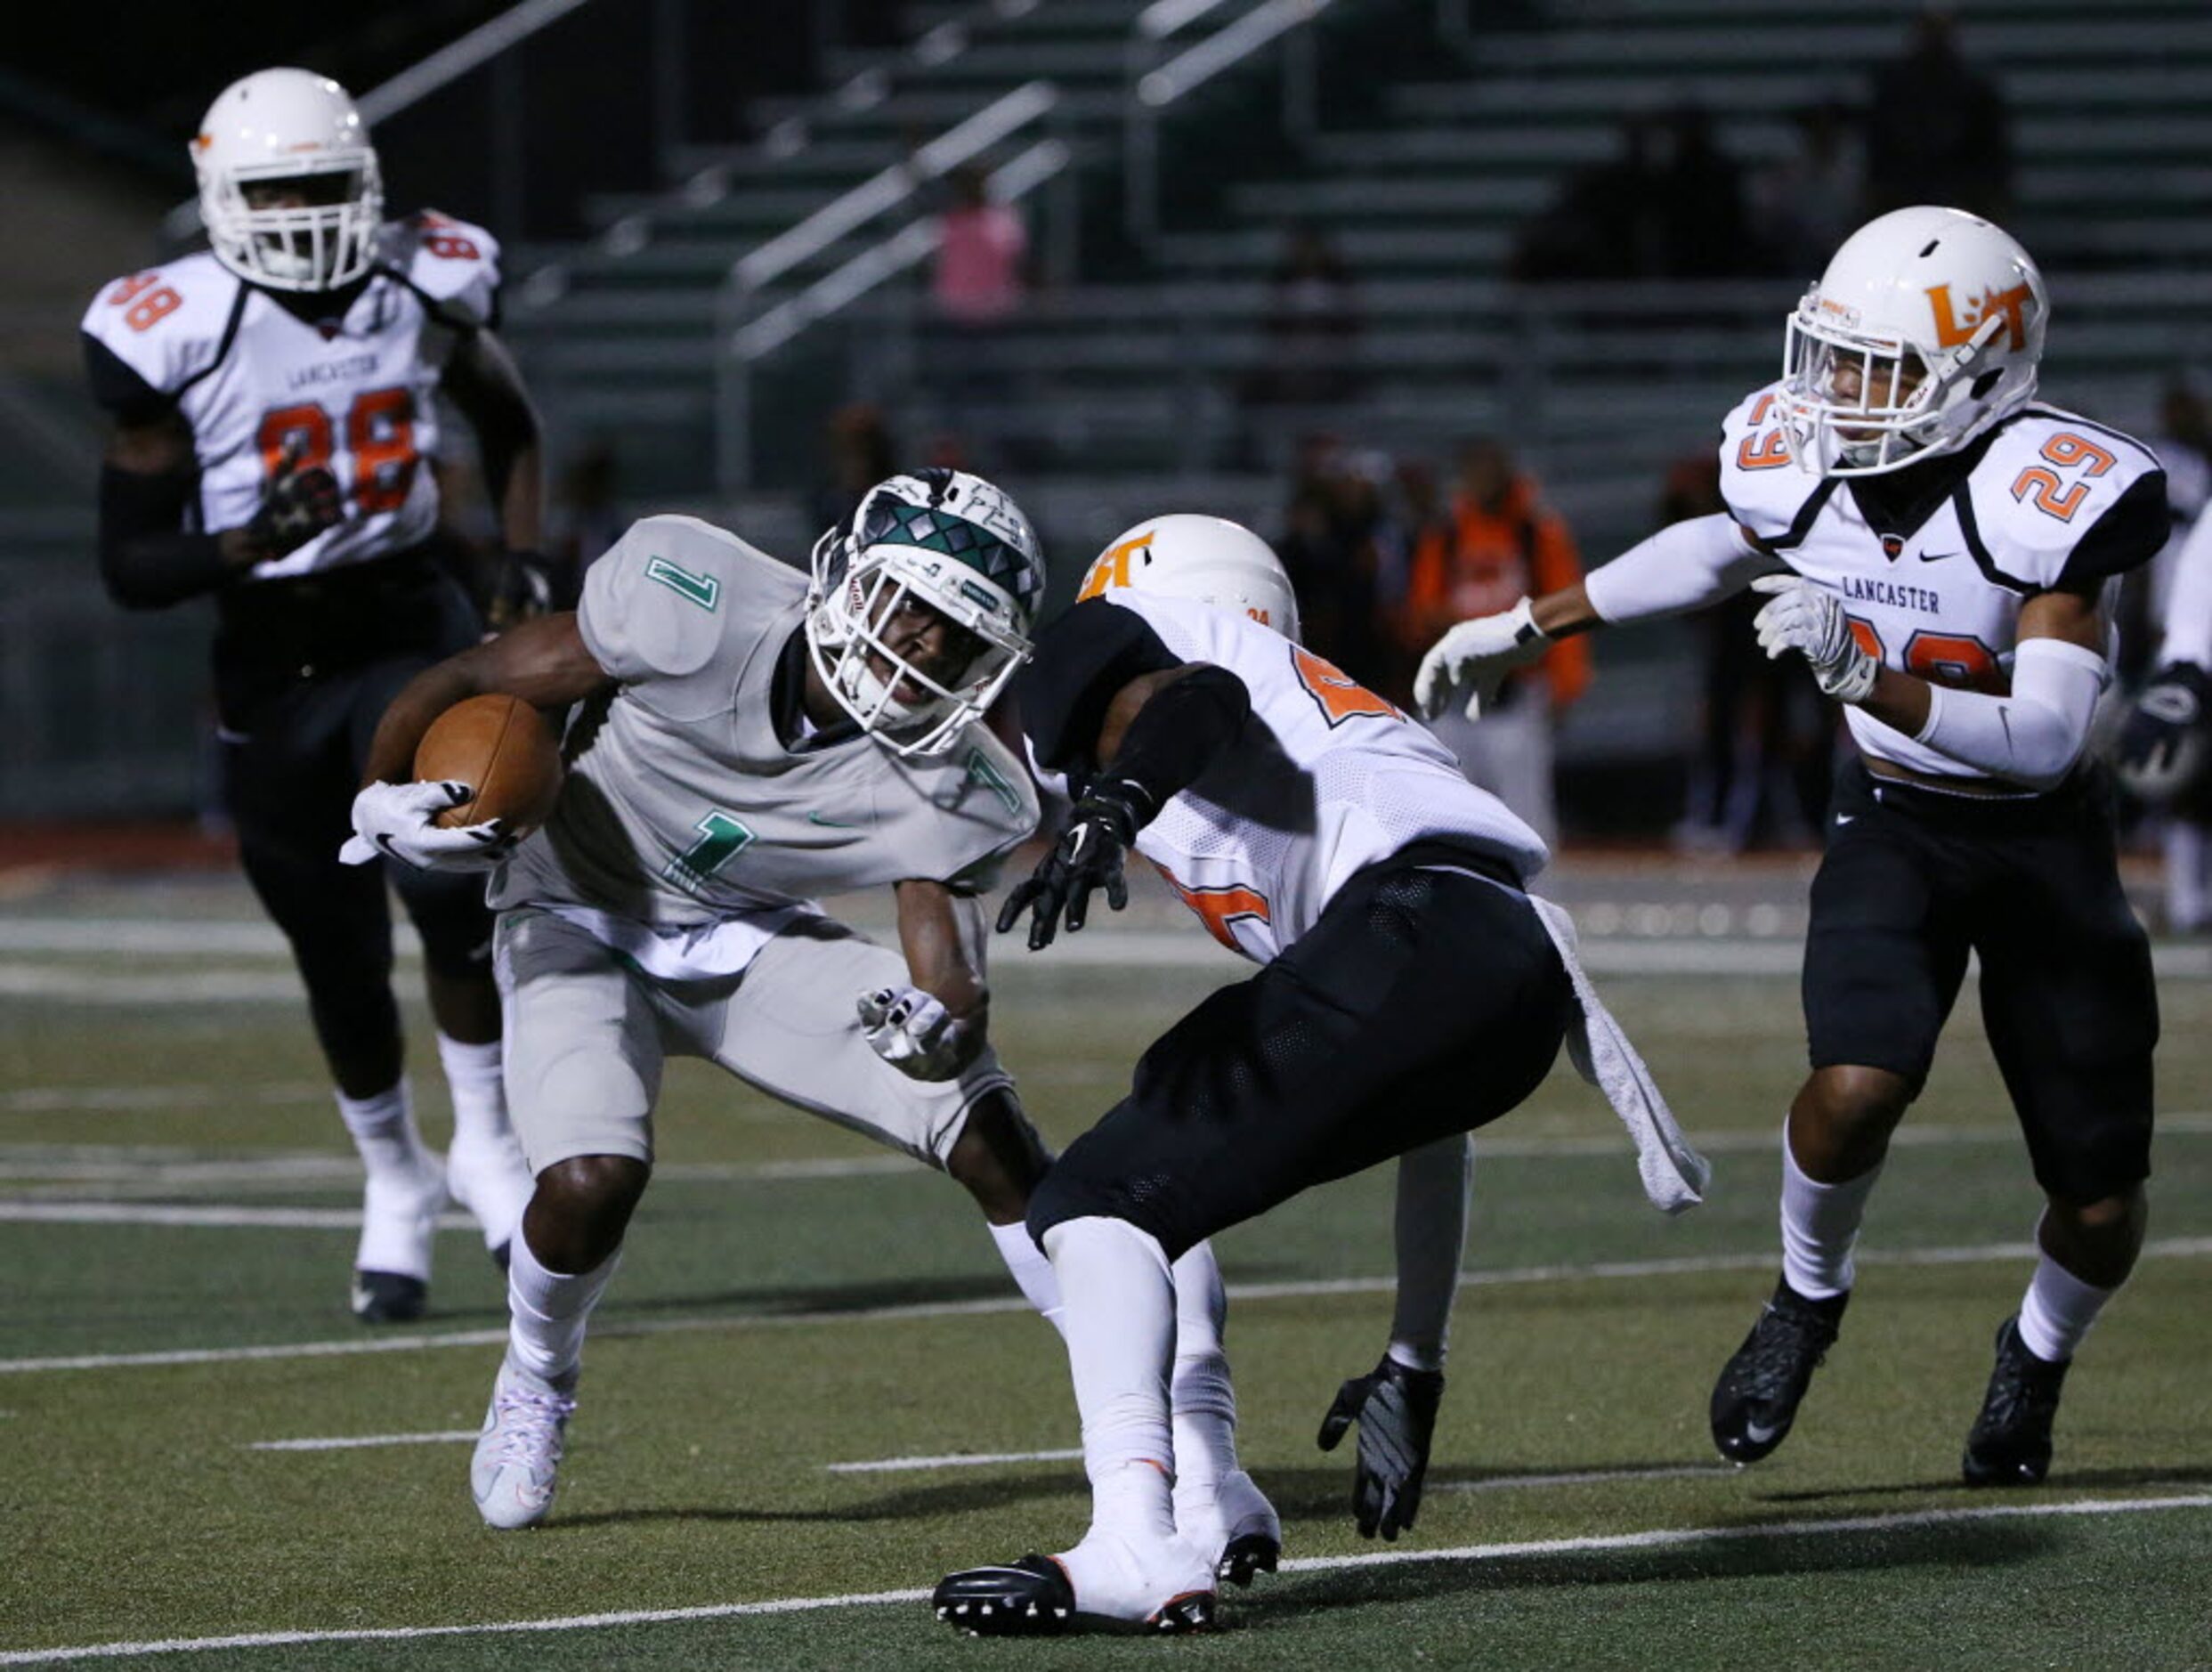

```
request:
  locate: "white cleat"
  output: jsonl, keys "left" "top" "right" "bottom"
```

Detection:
{"left": 1174, "top": 1467, "right": 1283, "bottom": 1587}
{"left": 445, "top": 1130, "right": 534, "bottom": 1264}
{"left": 471, "top": 1354, "right": 577, "bottom": 1530}
{"left": 352, "top": 1152, "right": 447, "bottom": 1321}
{"left": 1055, "top": 1528, "right": 1218, "bottom": 1630}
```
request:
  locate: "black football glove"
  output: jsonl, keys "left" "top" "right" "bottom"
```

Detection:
{"left": 1317, "top": 1354, "right": 1445, "bottom": 1541}
{"left": 246, "top": 437, "right": 344, "bottom": 560}
{"left": 993, "top": 781, "right": 1149, "bottom": 951}
{"left": 2115, "top": 661, "right": 2211, "bottom": 804}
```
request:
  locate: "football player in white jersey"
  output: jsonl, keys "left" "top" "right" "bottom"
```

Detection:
{"left": 2114, "top": 499, "right": 2212, "bottom": 930}
{"left": 1418, "top": 207, "right": 2170, "bottom": 1489}
{"left": 341, "top": 471, "right": 1275, "bottom": 1561}
{"left": 934, "top": 515, "right": 1706, "bottom": 1635}
{"left": 80, "top": 69, "right": 544, "bottom": 1324}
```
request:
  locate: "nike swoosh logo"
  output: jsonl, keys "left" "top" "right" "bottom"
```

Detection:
{"left": 1835, "top": 814, "right": 1855, "bottom": 826}
{"left": 807, "top": 813, "right": 861, "bottom": 829}
{"left": 1917, "top": 550, "right": 1961, "bottom": 564}
{"left": 1744, "top": 1418, "right": 1783, "bottom": 1444}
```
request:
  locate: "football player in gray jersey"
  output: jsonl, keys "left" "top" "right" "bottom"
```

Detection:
{"left": 342, "top": 470, "right": 1279, "bottom": 1572}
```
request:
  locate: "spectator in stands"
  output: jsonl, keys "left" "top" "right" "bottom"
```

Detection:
{"left": 932, "top": 163, "right": 1028, "bottom": 326}
{"left": 1276, "top": 436, "right": 1396, "bottom": 688}
{"left": 1663, "top": 454, "right": 1828, "bottom": 852}
{"left": 1653, "top": 102, "right": 1754, "bottom": 279}
{"left": 1864, "top": 8, "right": 2012, "bottom": 218}
{"left": 1247, "top": 223, "right": 1362, "bottom": 408}
{"left": 1748, "top": 100, "right": 1867, "bottom": 279}
{"left": 545, "top": 442, "right": 621, "bottom": 610}
{"left": 1399, "top": 438, "right": 1589, "bottom": 843}
{"left": 1510, "top": 112, "right": 1666, "bottom": 283}
{"left": 809, "top": 402, "right": 899, "bottom": 537}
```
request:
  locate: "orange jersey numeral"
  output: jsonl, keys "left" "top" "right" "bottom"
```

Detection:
{"left": 1291, "top": 645, "right": 1399, "bottom": 727}
{"left": 2010, "top": 432, "right": 2118, "bottom": 524}
{"left": 1848, "top": 616, "right": 2005, "bottom": 694}
{"left": 1156, "top": 865, "right": 1272, "bottom": 954}
{"left": 109, "top": 272, "right": 182, "bottom": 333}
{"left": 345, "top": 387, "right": 418, "bottom": 515}
{"left": 1735, "top": 393, "right": 1793, "bottom": 471}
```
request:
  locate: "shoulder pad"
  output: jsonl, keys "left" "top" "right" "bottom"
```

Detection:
{"left": 1717, "top": 382, "right": 1827, "bottom": 545}
{"left": 1964, "top": 408, "right": 2166, "bottom": 589}
{"left": 578, "top": 515, "right": 796, "bottom": 684}
{"left": 948, "top": 729, "right": 1040, "bottom": 837}
{"left": 380, "top": 211, "right": 502, "bottom": 328}
{"left": 79, "top": 255, "right": 240, "bottom": 402}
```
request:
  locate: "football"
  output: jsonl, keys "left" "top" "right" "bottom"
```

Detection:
{"left": 413, "top": 694, "right": 563, "bottom": 832}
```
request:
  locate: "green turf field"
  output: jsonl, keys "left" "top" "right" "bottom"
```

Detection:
{"left": 3, "top": 877, "right": 2209, "bottom": 1668}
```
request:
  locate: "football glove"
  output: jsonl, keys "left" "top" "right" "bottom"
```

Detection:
{"left": 246, "top": 436, "right": 344, "bottom": 561}
{"left": 2115, "top": 661, "right": 2211, "bottom": 804}
{"left": 1414, "top": 598, "right": 1550, "bottom": 721}
{"left": 855, "top": 986, "right": 976, "bottom": 1081}
{"left": 485, "top": 548, "right": 562, "bottom": 633}
{"left": 994, "top": 782, "right": 1146, "bottom": 951}
{"left": 1750, "top": 573, "right": 1879, "bottom": 703}
{"left": 1316, "top": 1354, "right": 1445, "bottom": 1541}
{"left": 339, "top": 780, "right": 517, "bottom": 872}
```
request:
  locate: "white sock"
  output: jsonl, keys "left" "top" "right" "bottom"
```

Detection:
{"left": 435, "top": 1033, "right": 509, "bottom": 1148}
{"left": 1043, "top": 1215, "right": 1178, "bottom": 1540}
{"left": 1779, "top": 1116, "right": 1881, "bottom": 1301}
{"left": 506, "top": 1228, "right": 620, "bottom": 1391}
{"left": 989, "top": 1220, "right": 1066, "bottom": 1337}
{"left": 2167, "top": 818, "right": 2209, "bottom": 932}
{"left": 2017, "top": 1231, "right": 2115, "bottom": 1364}
{"left": 336, "top": 1080, "right": 433, "bottom": 1180}
{"left": 1170, "top": 1242, "right": 1238, "bottom": 1497}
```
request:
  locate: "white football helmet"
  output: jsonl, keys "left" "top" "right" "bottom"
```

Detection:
{"left": 1779, "top": 205, "right": 2047, "bottom": 477}
{"left": 192, "top": 69, "right": 383, "bottom": 293}
{"left": 806, "top": 468, "right": 1045, "bottom": 756}
{"left": 1076, "top": 514, "right": 1302, "bottom": 644}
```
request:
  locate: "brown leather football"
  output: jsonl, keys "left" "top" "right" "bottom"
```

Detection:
{"left": 413, "top": 694, "right": 563, "bottom": 832}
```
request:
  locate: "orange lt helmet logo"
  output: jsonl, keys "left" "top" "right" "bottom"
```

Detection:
{"left": 1078, "top": 530, "right": 1155, "bottom": 601}
{"left": 1924, "top": 281, "right": 2034, "bottom": 353}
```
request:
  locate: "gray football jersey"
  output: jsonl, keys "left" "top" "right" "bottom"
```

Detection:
{"left": 490, "top": 515, "right": 1038, "bottom": 927}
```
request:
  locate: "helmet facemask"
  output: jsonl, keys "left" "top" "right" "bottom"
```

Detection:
{"left": 200, "top": 154, "right": 383, "bottom": 294}
{"left": 1779, "top": 302, "right": 1995, "bottom": 476}
{"left": 805, "top": 474, "right": 1042, "bottom": 757}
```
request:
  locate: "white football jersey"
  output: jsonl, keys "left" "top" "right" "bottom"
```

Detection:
{"left": 1033, "top": 589, "right": 1546, "bottom": 964}
{"left": 1721, "top": 379, "right": 2166, "bottom": 782}
{"left": 80, "top": 213, "right": 500, "bottom": 580}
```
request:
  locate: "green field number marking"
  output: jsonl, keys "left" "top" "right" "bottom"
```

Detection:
{"left": 664, "top": 810, "right": 754, "bottom": 893}
{"left": 644, "top": 556, "right": 721, "bottom": 612}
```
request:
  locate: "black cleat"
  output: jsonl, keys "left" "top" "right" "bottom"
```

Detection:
{"left": 932, "top": 1556, "right": 1076, "bottom": 1636}
{"left": 1710, "top": 1277, "right": 1849, "bottom": 1464}
{"left": 351, "top": 1270, "right": 428, "bottom": 1325}
{"left": 1962, "top": 1316, "right": 2068, "bottom": 1488}
{"left": 1218, "top": 1531, "right": 1280, "bottom": 1589}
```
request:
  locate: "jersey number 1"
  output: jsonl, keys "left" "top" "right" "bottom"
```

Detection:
{"left": 256, "top": 387, "right": 418, "bottom": 515}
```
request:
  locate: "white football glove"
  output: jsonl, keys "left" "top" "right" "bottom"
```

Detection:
{"left": 1413, "top": 597, "right": 1550, "bottom": 721}
{"left": 1750, "top": 573, "right": 1879, "bottom": 704}
{"left": 856, "top": 986, "right": 975, "bottom": 1082}
{"left": 338, "top": 780, "right": 517, "bottom": 872}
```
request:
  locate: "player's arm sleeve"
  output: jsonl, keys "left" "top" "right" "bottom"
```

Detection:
{"left": 1583, "top": 514, "right": 1781, "bottom": 624}
{"left": 1387, "top": 1135, "right": 1472, "bottom": 1373}
{"left": 1017, "top": 596, "right": 1184, "bottom": 774}
{"left": 1912, "top": 634, "right": 2108, "bottom": 791}
{"left": 85, "top": 332, "right": 234, "bottom": 611}
{"left": 573, "top": 517, "right": 728, "bottom": 685}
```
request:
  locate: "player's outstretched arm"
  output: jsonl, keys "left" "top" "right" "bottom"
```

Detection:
{"left": 860, "top": 881, "right": 993, "bottom": 1081}
{"left": 1415, "top": 514, "right": 1772, "bottom": 720}
{"left": 997, "top": 662, "right": 1251, "bottom": 950}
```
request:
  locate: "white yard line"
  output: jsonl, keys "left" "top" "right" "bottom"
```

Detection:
{"left": 824, "top": 1447, "right": 1083, "bottom": 1474}
{"left": 1, "top": 1492, "right": 2207, "bottom": 1665}
{"left": 0, "top": 1204, "right": 478, "bottom": 1230}
{"left": 244, "top": 1430, "right": 478, "bottom": 1452}
{"left": 5, "top": 1235, "right": 2209, "bottom": 1378}
{"left": 1435, "top": 1464, "right": 1738, "bottom": 1495}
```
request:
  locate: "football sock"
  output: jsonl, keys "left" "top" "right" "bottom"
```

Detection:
{"left": 988, "top": 1219, "right": 1066, "bottom": 1337}
{"left": 336, "top": 1080, "right": 433, "bottom": 1181}
{"left": 2167, "top": 818, "right": 2208, "bottom": 933}
{"left": 1779, "top": 1116, "right": 1881, "bottom": 1301}
{"left": 1042, "top": 1215, "right": 1177, "bottom": 1540}
{"left": 2017, "top": 1226, "right": 2114, "bottom": 1363}
{"left": 434, "top": 1033, "right": 509, "bottom": 1146}
{"left": 506, "top": 1229, "right": 619, "bottom": 1390}
{"left": 1170, "top": 1242, "right": 1237, "bottom": 1496}
{"left": 1389, "top": 1134, "right": 1472, "bottom": 1374}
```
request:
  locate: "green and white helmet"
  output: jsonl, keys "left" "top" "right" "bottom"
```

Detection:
{"left": 805, "top": 468, "right": 1046, "bottom": 756}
